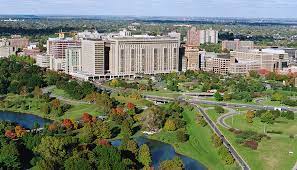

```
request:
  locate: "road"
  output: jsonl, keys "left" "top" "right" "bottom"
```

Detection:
{"left": 194, "top": 105, "right": 250, "bottom": 170}
{"left": 293, "top": 162, "right": 297, "bottom": 170}
{"left": 217, "top": 107, "right": 241, "bottom": 130}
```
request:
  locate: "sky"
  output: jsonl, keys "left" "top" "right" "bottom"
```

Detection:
{"left": 1, "top": 0, "right": 297, "bottom": 18}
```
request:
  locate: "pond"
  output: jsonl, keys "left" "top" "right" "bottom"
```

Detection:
{"left": 111, "top": 137, "right": 206, "bottom": 170}
{"left": 0, "top": 111, "right": 52, "bottom": 129}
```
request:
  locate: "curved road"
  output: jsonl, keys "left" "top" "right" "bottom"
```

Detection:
{"left": 217, "top": 107, "right": 241, "bottom": 130}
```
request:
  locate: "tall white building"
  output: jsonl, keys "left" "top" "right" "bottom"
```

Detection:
{"left": 65, "top": 46, "right": 82, "bottom": 74}
{"left": 109, "top": 34, "right": 180, "bottom": 76}
{"left": 200, "top": 29, "right": 219, "bottom": 44}
{"left": 81, "top": 39, "right": 106, "bottom": 75}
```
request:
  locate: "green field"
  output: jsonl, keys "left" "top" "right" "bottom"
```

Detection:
{"left": 151, "top": 106, "right": 239, "bottom": 170}
{"left": 205, "top": 106, "right": 297, "bottom": 170}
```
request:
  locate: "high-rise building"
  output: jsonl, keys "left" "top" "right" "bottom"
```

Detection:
{"left": 199, "top": 29, "right": 219, "bottom": 44}
{"left": 81, "top": 39, "right": 106, "bottom": 75}
{"left": 109, "top": 34, "right": 180, "bottom": 76}
{"left": 65, "top": 46, "right": 82, "bottom": 74}
{"left": 186, "top": 27, "right": 200, "bottom": 46}
{"left": 185, "top": 46, "right": 200, "bottom": 70}
{"left": 222, "top": 39, "right": 254, "bottom": 51}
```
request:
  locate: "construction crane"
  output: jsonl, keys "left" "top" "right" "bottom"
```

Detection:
{"left": 55, "top": 30, "right": 77, "bottom": 39}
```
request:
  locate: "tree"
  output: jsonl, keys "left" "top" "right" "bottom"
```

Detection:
{"left": 211, "top": 133, "right": 223, "bottom": 147}
{"left": 223, "top": 92, "right": 232, "bottom": 101}
{"left": 214, "top": 106, "right": 225, "bottom": 114}
{"left": 126, "top": 140, "right": 139, "bottom": 155}
{"left": 246, "top": 110, "right": 255, "bottom": 123}
{"left": 141, "top": 106, "right": 164, "bottom": 132}
{"left": 159, "top": 157, "right": 184, "bottom": 170}
{"left": 15, "top": 125, "right": 26, "bottom": 137}
{"left": 96, "top": 93, "right": 113, "bottom": 113}
{"left": 40, "top": 103, "right": 50, "bottom": 115}
{"left": 138, "top": 144, "right": 152, "bottom": 167}
{"left": 121, "top": 119, "right": 132, "bottom": 136}
{"left": 218, "top": 146, "right": 235, "bottom": 165}
{"left": 62, "top": 119, "right": 74, "bottom": 129}
{"left": 164, "top": 119, "right": 177, "bottom": 131}
{"left": 51, "top": 99, "right": 61, "bottom": 110}
{"left": 176, "top": 129, "right": 189, "bottom": 143}
{"left": 214, "top": 92, "right": 223, "bottom": 101}
{"left": 33, "top": 86, "right": 43, "bottom": 99}
{"left": 5, "top": 130, "right": 16, "bottom": 139}
{"left": 20, "top": 86, "right": 28, "bottom": 97}
{"left": 0, "top": 142, "right": 21, "bottom": 169}
{"left": 81, "top": 112, "right": 93, "bottom": 124}
{"left": 92, "top": 145, "right": 127, "bottom": 170}
{"left": 260, "top": 111, "right": 275, "bottom": 124}
{"left": 64, "top": 156, "right": 92, "bottom": 170}
{"left": 34, "top": 136, "right": 77, "bottom": 165}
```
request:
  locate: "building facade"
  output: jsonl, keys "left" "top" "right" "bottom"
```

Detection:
{"left": 186, "top": 28, "right": 218, "bottom": 46}
{"left": 185, "top": 46, "right": 200, "bottom": 70}
{"left": 36, "top": 54, "right": 51, "bottom": 68}
{"left": 65, "top": 46, "right": 82, "bottom": 74}
{"left": 230, "top": 49, "right": 289, "bottom": 72}
{"left": 222, "top": 39, "right": 254, "bottom": 51}
{"left": 109, "top": 35, "right": 180, "bottom": 76}
{"left": 81, "top": 39, "right": 106, "bottom": 75}
{"left": 204, "top": 54, "right": 231, "bottom": 75}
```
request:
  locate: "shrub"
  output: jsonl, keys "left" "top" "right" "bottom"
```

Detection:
{"left": 214, "top": 106, "right": 225, "bottom": 114}
{"left": 176, "top": 129, "right": 189, "bottom": 143}
{"left": 244, "top": 140, "right": 258, "bottom": 150}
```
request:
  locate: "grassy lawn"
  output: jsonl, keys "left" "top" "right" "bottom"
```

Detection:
{"left": 60, "top": 104, "right": 102, "bottom": 120}
{"left": 205, "top": 107, "right": 297, "bottom": 170}
{"left": 1, "top": 94, "right": 103, "bottom": 121}
{"left": 151, "top": 106, "right": 240, "bottom": 170}
{"left": 51, "top": 88, "right": 71, "bottom": 98}
{"left": 112, "top": 95, "right": 152, "bottom": 108}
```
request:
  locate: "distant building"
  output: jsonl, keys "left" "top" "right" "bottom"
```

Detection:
{"left": 77, "top": 30, "right": 103, "bottom": 40}
{"left": 186, "top": 27, "right": 200, "bottom": 46}
{"left": 222, "top": 39, "right": 254, "bottom": 51}
{"left": 199, "top": 29, "right": 218, "bottom": 44}
{"left": 8, "top": 35, "right": 29, "bottom": 51}
{"left": 187, "top": 27, "right": 218, "bottom": 46}
{"left": 229, "top": 60, "right": 261, "bottom": 74}
{"left": 65, "top": 46, "right": 82, "bottom": 74}
{"left": 0, "top": 38, "right": 14, "bottom": 57}
{"left": 36, "top": 54, "right": 50, "bottom": 68}
{"left": 109, "top": 33, "right": 180, "bottom": 76}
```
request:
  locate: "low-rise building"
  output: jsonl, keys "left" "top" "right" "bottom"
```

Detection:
{"left": 230, "top": 49, "right": 289, "bottom": 72}
{"left": 36, "top": 54, "right": 51, "bottom": 68}
{"left": 204, "top": 53, "right": 231, "bottom": 75}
